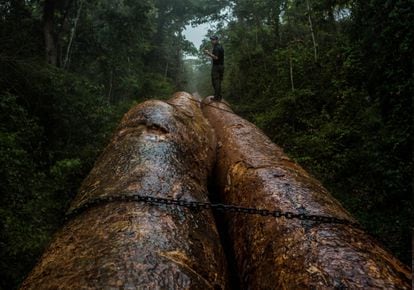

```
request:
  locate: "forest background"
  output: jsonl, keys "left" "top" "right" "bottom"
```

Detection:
{"left": 0, "top": 0, "right": 412, "bottom": 288}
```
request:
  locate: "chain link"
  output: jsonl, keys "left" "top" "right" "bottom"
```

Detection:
{"left": 64, "top": 97, "right": 360, "bottom": 227}
{"left": 65, "top": 194, "right": 360, "bottom": 228}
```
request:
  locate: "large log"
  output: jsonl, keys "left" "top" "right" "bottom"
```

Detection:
{"left": 202, "top": 97, "right": 411, "bottom": 289}
{"left": 21, "top": 92, "right": 229, "bottom": 289}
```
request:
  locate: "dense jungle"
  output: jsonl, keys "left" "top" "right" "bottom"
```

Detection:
{"left": 0, "top": 0, "right": 412, "bottom": 288}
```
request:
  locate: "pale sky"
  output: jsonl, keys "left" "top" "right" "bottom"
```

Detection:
{"left": 183, "top": 23, "right": 211, "bottom": 49}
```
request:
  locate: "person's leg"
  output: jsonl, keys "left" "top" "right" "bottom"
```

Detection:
{"left": 212, "top": 66, "right": 221, "bottom": 100}
{"left": 216, "top": 65, "right": 224, "bottom": 100}
{"left": 211, "top": 67, "right": 216, "bottom": 95}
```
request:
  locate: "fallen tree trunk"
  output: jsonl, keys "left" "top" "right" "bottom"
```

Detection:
{"left": 202, "top": 97, "right": 411, "bottom": 289}
{"left": 21, "top": 92, "right": 229, "bottom": 289}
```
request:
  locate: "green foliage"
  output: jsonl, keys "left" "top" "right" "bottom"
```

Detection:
{"left": 183, "top": 59, "right": 211, "bottom": 96}
{"left": 142, "top": 72, "right": 175, "bottom": 99}
{"left": 0, "top": 0, "right": 229, "bottom": 288}
{"left": 0, "top": 93, "right": 52, "bottom": 289}
{"left": 70, "top": 0, "right": 157, "bottom": 101}
{"left": 1, "top": 0, "right": 411, "bottom": 288}
{"left": 0, "top": 60, "right": 125, "bottom": 289}
{"left": 218, "top": 0, "right": 412, "bottom": 265}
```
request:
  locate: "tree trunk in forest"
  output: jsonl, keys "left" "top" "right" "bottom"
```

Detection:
{"left": 63, "top": 0, "right": 83, "bottom": 69}
{"left": 273, "top": 2, "right": 281, "bottom": 46}
{"left": 164, "top": 61, "right": 169, "bottom": 80}
{"left": 43, "top": 0, "right": 58, "bottom": 66}
{"left": 306, "top": 0, "right": 318, "bottom": 63}
{"left": 202, "top": 97, "right": 411, "bottom": 289}
{"left": 43, "top": 0, "right": 72, "bottom": 66}
{"left": 289, "top": 49, "right": 295, "bottom": 91}
{"left": 21, "top": 92, "right": 229, "bottom": 289}
{"left": 107, "top": 69, "right": 113, "bottom": 103}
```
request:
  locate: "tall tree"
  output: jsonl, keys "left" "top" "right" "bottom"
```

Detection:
{"left": 213, "top": 0, "right": 412, "bottom": 266}
{"left": 42, "top": 0, "right": 72, "bottom": 66}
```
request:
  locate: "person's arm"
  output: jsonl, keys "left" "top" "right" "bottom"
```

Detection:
{"left": 204, "top": 49, "right": 218, "bottom": 60}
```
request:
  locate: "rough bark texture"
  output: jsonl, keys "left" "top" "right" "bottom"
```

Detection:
{"left": 21, "top": 92, "right": 229, "bottom": 289}
{"left": 202, "top": 97, "right": 411, "bottom": 289}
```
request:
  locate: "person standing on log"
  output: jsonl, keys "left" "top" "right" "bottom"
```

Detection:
{"left": 204, "top": 35, "right": 224, "bottom": 101}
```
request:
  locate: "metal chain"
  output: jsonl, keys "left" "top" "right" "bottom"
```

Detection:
{"left": 65, "top": 194, "right": 360, "bottom": 228}
{"left": 64, "top": 97, "right": 359, "bottom": 228}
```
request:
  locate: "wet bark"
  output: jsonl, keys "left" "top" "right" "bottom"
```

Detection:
{"left": 202, "top": 97, "right": 411, "bottom": 289}
{"left": 21, "top": 92, "right": 229, "bottom": 289}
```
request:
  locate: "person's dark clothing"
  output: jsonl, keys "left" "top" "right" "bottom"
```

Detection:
{"left": 212, "top": 43, "right": 224, "bottom": 65}
{"left": 212, "top": 64, "right": 224, "bottom": 100}
{"left": 211, "top": 43, "right": 224, "bottom": 99}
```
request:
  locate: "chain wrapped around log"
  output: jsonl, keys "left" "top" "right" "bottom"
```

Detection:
{"left": 202, "top": 96, "right": 411, "bottom": 289}
{"left": 20, "top": 92, "right": 229, "bottom": 289}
